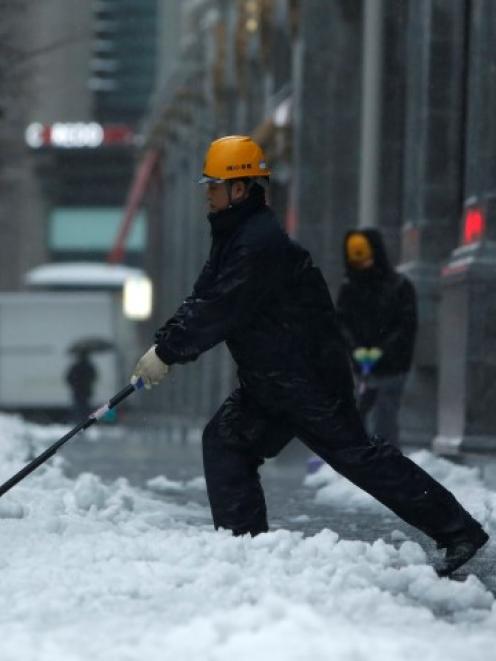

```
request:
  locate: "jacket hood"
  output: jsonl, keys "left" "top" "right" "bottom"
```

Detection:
{"left": 343, "top": 227, "right": 393, "bottom": 279}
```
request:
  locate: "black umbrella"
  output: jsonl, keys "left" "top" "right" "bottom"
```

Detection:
{"left": 68, "top": 337, "right": 115, "bottom": 354}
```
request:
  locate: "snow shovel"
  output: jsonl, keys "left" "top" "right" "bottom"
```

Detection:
{"left": 0, "top": 378, "right": 144, "bottom": 498}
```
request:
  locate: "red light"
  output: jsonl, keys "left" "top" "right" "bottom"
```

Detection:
{"left": 463, "top": 207, "right": 485, "bottom": 244}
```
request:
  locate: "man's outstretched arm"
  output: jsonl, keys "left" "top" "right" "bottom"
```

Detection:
{"left": 155, "top": 239, "right": 279, "bottom": 365}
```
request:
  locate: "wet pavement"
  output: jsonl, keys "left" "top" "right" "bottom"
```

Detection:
{"left": 60, "top": 423, "right": 496, "bottom": 594}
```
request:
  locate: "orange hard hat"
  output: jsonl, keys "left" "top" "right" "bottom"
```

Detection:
{"left": 198, "top": 135, "right": 271, "bottom": 183}
{"left": 346, "top": 233, "right": 374, "bottom": 268}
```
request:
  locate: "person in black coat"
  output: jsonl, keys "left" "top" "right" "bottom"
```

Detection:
{"left": 131, "top": 136, "right": 488, "bottom": 576}
{"left": 336, "top": 229, "right": 417, "bottom": 444}
{"left": 65, "top": 351, "right": 97, "bottom": 420}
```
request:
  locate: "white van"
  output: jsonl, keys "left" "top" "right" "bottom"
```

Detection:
{"left": 0, "top": 262, "right": 152, "bottom": 415}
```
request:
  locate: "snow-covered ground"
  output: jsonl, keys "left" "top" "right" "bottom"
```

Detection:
{"left": 0, "top": 413, "right": 495, "bottom": 661}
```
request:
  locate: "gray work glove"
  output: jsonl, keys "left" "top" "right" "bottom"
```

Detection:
{"left": 131, "top": 345, "right": 170, "bottom": 389}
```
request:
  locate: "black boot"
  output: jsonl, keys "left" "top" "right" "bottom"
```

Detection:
{"left": 436, "top": 528, "right": 489, "bottom": 577}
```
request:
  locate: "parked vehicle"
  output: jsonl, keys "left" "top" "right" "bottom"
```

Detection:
{"left": 0, "top": 262, "right": 151, "bottom": 417}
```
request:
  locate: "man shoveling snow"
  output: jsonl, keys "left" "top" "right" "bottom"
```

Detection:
{"left": 131, "top": 135, "right": 489, "bottom": 577}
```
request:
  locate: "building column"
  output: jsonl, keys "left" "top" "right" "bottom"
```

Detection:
{"left": 373, "top": 1, "right": 408, "bottom": 264}
{"left": 292, "top": 0, "right": 363, "bottom": 296}
{"left": 435, "top": 0, "right": 496, "bottom": 453}
{"left": 358, "top": 0, "right": 384, "bottom": 233}
{"left": 398, "top": 0, "right": 467, "bottom": 446}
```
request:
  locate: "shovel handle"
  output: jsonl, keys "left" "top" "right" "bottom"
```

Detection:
{"left": 0, "top": 377, "right": 144, "bottom": 498}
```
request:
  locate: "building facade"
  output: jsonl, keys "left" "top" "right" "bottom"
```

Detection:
{"left": 143, "top": 0, "right": 496, "bottom": 449}
{"left": 2, "top": 0, "right": 496, "bottom": 449}
{"left": 0, "top": 0, "right": 159, "bottom": 291}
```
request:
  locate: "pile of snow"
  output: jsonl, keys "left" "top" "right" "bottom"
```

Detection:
{"left": 0, "top": 413, "right": 495, "bottom": 661}
{"left": 147, "top": 474, "right": 206, "bottom": 493}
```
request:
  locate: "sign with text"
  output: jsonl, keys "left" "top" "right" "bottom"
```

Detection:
{"left": 25, "top": 123, "right": 135, "bottom": 149}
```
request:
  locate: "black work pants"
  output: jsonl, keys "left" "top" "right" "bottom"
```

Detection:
{"left": 202, "top": 384, "right": 482, "bottom": 545}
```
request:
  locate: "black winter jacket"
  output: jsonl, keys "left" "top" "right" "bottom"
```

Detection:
{"left": 155, "top": 188, "right": 354, "bottom": 404}
{"left": 336, "top": 228, "right": 417, "bottom": 377}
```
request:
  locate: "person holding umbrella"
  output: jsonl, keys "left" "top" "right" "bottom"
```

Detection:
{"left": 65, "top": 337, "right": 113, "bottom": 421}
{"left": 130, "top": 135, "right": 488, "bottom": 577}
{"left": 65, "top": 350, "right": 97, "bottom": 421}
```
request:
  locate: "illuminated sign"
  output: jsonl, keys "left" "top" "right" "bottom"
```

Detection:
{"left": 25, "top": 122, "right": 134, "bottom": 149}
